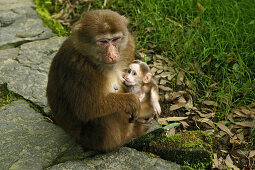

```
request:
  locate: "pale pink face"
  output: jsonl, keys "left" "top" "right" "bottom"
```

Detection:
{"left": 123, "top": 64, "right": 142, "bottom": 86}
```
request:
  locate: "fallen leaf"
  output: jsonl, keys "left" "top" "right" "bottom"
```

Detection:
{"left": 209, "top": 83, "right": 218, "bottom": 89}
{"left": 197, "top": 2, "right": 205, "bottom": 12}
{"left": 236, "top": 131, "right": 244, "bottom": 141}
{"left": 202, "top": 57, "right": 212, "bottom": 66}
{"left": 178, "top": 96, "right": 186, "bottom": 104}
{"left": 158, "top": 85, "right": 173, "bottom": 92}
{"left": 176, "top": 71, "right": 184, "bottom": 85}
{"left": 194, "top": 60, "right": 203, "bottom": 75}
{"left": 249, "top": 150, "right": 255, "bottom": 158}
{"left": 184, "top": 95, "right": 194, "bottom": 110}
{"left": 230, "top": 139, "right": 241, "bottom": 148}
{"left": 159, "top": 117, "right": 188, "bottom": 122}
{"left": 196, "top": 110, "right": 215, "bottom": 118}
{"left": 168, "top": 91, "right": 186, "bottom": 101}
{"left": 217, "top": 122, "right": 234, "bottom": 137}
{"left": 157, "top": 119, "right": 168, "bottom": 126}
{"left": 166, "top": 127, "right": 176, "bottom": 136}
{"left": 213, "top": 153, "right": 219, "bottom": 168}
{"left": 170, "top": 103, "right": 186, "bottom": 111}
{"left": 231, "top": 109, "right": 247, "bottom": 118}
{"left": 180, "top": 121, "right": 189, "bottom": 129}
{"left": 203, "top": 100, "right": 218, "bottom": 107}
{"left": 235, "top": 121, "right": 255, "bottom": 128}
{"left": 166, "top": 18, "right": 183, "bottom": 27}
{"left": 197, "top": 118, "right": 215, "bottom": 128}
{"left": 150, "top": 67, "right": 157, "bottom": 75}
{"left": 226, "top": 56, "right": 234, "bottom": 63}
{"left": 240, "top": 108, "right": 252, "bottom": 116}
{"left": 225, "top": 154, "right": 240, "bottom": 170}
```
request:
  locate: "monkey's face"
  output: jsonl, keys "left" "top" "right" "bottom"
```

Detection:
{"left": 124, "top": 64, "right": 143, "bottom": 86}
{"left": 95, "top": 33, "right": 123, "bottom": 67}
{"left": 71, "top": 10, "right": 129, "bottom": 69}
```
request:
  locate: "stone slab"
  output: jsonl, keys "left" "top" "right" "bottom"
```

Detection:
{"left": 0, "top": 37, "right": 66, "bottom": 106}
{"left": 0, "top": 0, "right": 53, "bottom": 48}
{"left": 0, "top": 100, "right": 79, "bottom": 170}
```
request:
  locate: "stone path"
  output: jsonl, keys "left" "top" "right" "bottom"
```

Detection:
{"left": 0, "top": 0, "right": 181, "bottom": 169}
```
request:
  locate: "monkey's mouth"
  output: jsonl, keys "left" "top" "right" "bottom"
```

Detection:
{"left": 123, "top": 79, "right": 134, "bottom": 86}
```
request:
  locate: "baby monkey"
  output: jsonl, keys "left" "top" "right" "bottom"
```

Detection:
{"left": 123, "top": 60, "right": 161, "bottom": 122}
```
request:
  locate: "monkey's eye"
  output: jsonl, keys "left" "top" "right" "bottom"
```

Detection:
{"left": 111, "top": 37, "right": 121, "bottom": 45}
{"left": 99, "top": 40, "right": 108, "bottom": 44}
{"left": 132, "top": 71, "right": 137, "bottom": 76}
{"left": 97, "top": 39, "right": 109, "bottom": 46}
{"left": 127, "top": 69, "right": 131, "bottom": 73}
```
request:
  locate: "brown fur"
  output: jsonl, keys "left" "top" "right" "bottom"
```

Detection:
{"left": 124, "top": 60, "right": 161, "bottom": 120}
{"left": 46, "top": 10, "right": 149, "bottom": 152}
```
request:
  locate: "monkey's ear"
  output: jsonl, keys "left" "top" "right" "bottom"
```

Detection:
{"left": 121, "top": 15, "right": 130, "bottom": 25}
{"left": 72, "top": 21, "right": 83, "bottom": 32}
{"left": 143, "top": 73, "right": 152, "bottom": 83}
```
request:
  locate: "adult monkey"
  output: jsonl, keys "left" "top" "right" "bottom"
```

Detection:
{"left": 46, "top": 10, "right": 151, "bottom": 152}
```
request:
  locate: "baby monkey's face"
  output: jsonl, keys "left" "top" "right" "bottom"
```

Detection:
{"left": 123, "top": 64, "right": 143, "bottom": 86}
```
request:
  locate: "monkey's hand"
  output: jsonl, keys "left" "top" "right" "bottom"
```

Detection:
{"left": 153, "top": 102, "right": 161, "bottom": 118}
{"left": 124, "top": 93, "right": 141, "bottom": 122}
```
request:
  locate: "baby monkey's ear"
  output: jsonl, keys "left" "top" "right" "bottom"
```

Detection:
{"left": 143, "top": 73, "right": 152, "bottom": 83}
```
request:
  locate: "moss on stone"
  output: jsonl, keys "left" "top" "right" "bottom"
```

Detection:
{"left": 127, "top": 129, "right": 213, "bottom": 169}
{"left": 34, "top": 0, "right": 67, "bottom": 36}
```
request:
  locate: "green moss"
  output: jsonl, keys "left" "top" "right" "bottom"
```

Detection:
{"left": 0, "top": 84, "right": 20, "bottom": 107}
{"left": 127, "top": 129, "right": 213, "bottom": 169}
{"left": 34, "top": 0, "right": 67, "bottom": 36}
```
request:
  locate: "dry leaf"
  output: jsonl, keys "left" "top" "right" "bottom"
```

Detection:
{"left": 158, "top": 117, "right": 188, "bottom": 122}
{"left": 158, "top": 85, "right": 173, "bottom": 92}
{"left": 203, "top": 100, "right": 218, "bottom": 107}
{"left": 236, "top": 131, "right": 244, "bottom": 141}
{"left": 213, "top": 153, "right": 219, "bottom": 168}
{"left": 166, "top": 18, "right": 183, "bottom": 27}
{"left": 231, "top": 109, "right": 247, "bottom": 118}
{"left": 170, "top": 103, "right": 185, "bottom": 111}
{"left": 176, "top": 71, "right": 184, "bottom": 85}
{"left": 194, "top": 60, "right": 203, "bottom": 74}
{"left": 235, "top": 121, "right": 255, "bottom": 128}
{"left": 168, "top": 91, "right": 186, "bottom": 101}
{"left": 196, "top": 110, "right": 215, "bottom": 118}
{"left": 225, "top": 154, "right": 240, "bottom": 170}
{"left": 167, "top": 127, "right": 176, "bottom": 136}
{"left": 226, "top": 56, "right": 234, "bottom": 63}
{"left": 197, "top": 2, "right": 205, "bottom": 12}
{"left": 157, "top": 119, "right": 168, "bottom": 125}
{"left": 197, "top": 118, "right": 215, "bottom": 128}
{"left": 184, "top": 95, "right": 194, "bottom": 110}
{"left": 180, "top": 120, "right": 189, "bottom": 129}
{"left": 217, "top": 122, "right": 234, "bottom": 137}
{"left": 202, "top": 57, "right": 212, "bottom": 66}
{"left": 249, "top": 150, "right": 255, "bottom": 158}
{"left": 209, "top": 83, "right": 218, "bottom": 89}
{"left": 240, "top": 108, "right": 252, "bottom": 116}
{"left": 178, "top": 96, "right": 186, "bottom": 104}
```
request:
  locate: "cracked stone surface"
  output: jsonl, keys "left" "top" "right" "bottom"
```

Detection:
{"left": 48, "top": 147, "right": 181, "bottom": 170}
{"left": 0, "top": 101, "right": 180, "bottom": 170}
{"left": 0, "top": 100, "right": 80, "bottom": 170}
{"left": 0, "top": 0, "right": 53, "bottom": 49}
{"left": 0, "top": 37, "right": 66, "bottom": 106}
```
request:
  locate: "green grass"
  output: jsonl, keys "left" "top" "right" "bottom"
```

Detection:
{"left": 38, "top": 0, "right": 255, "bottom": 119}
{"left": 92, "top": 0, "right": 255, "bottom": 118}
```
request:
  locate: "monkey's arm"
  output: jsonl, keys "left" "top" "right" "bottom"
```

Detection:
{"left": 150, "top": 87, "right": 161, "bottom": 117}
{"left": 75, "top": 91, "right": 141, "bottom": 123}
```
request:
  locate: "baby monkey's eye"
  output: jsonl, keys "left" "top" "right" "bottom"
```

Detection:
{"left": 133, "top": 71, "right": 137, "bottom": 76}
{"left": 127, "top": 69, "right": 131, "bottom": 73}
